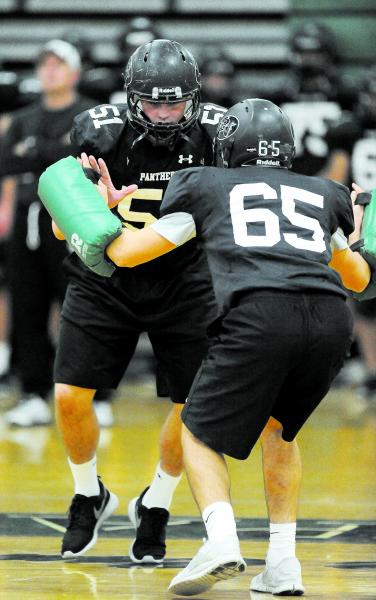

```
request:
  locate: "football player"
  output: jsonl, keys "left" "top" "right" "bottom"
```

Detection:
{"left": 279, "top": 22, "right": 356, "bottom": 177}
{"left": 53, "top": 39, "right": 227, "bottom": 562}
{"left": 97, "top": 99, "right": 371, "bottom": 595}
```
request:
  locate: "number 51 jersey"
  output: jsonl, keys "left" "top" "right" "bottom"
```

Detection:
{"left": 70, "top": 101, "right": 227, "bottom": 283}
{"left": 160, "top": 165, "right": 354, "bottom": 314}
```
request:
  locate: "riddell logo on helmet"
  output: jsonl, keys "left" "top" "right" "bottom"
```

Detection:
{"left": 152, "top": 86, "right": 183, "bottom": 99}
{"left": 256, "top": 159, "right": 280, "bottom": 166}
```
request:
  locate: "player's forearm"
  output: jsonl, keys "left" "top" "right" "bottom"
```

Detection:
{"left": 106, "top": 226, "right": 177, "bottom": 268}
{"left": 329, "top": 247, "right": 371, "bottom": 292}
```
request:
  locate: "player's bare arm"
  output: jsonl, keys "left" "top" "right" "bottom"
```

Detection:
{"left": 330, "top": 246, "right": 370, "bottom": 292}
{"left": 329, "top": 182, "right": 371, "bottom": 292}
{"left": 107, "top": 226, "right": 177, "bottom": 268}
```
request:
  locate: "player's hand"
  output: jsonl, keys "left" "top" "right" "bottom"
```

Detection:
{"left": 349, "top": 182, "right": 365, "bottom": 246}
{"left": 86, "top": 153, "right": 138, "bottom": 209}
{"left": 351, "top": 182, "right": 364, "bottom": 202}
{"left": 78, "top": 152, "right": 110, "bottom": 204}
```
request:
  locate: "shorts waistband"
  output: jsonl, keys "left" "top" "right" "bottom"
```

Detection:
{"left": 232, "top": 289, "right": 343, "bottom": 306}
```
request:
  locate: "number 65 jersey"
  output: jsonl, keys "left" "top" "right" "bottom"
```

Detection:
{"left": 158, "top": 165, "right": 354, "bottom": 314}
{"left": 70, "top": 101, "right": 227, "bottom": 283}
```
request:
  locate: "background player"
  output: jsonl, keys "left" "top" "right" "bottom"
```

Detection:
{"left": 278, "top": 22, "right": 356, "bottom": 178}
{"left": 324, "top": 66, "right": 376, "bottom": 405}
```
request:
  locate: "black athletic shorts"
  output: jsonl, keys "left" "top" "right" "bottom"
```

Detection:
{"left": 182, "top": 291, "right": 353, "bottom": 459}
{"left": 54, "top": 273, "right": 216, "bottom": 404}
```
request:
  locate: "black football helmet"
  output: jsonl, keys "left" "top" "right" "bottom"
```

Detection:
{"left": 214, "top": 99, "right": 295, "bottom": 169}
{"left": 124, "top": 39, "right": 201, "bottom": 148}
{"left": 117, "top": 17, "right": 161, "bottom": 63}
{"left": 290, "top": 22, "right": 337, "bottom": 75}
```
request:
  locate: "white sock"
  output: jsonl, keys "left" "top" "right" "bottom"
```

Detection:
{"left": 142, "top": 463, "right": 182, "bottom": 510}
{"left": 202, "top": 501, "right": 238, "bottom": 543}
{"left": 68, "top": 456, "right": 100, "bottom": 497}
{"left": 266, "top": 522, "right": 296, "bottom": 566}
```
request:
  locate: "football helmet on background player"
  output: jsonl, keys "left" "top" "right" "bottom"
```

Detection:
{"left": 289, "top": 22, "right": 337, "bottom": 76}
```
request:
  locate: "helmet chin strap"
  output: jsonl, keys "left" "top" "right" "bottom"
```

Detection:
{"left": 131, "top": 127, "right": 179, "bottom": 150}
{"left": 131, "top": 127, "right": 199, "bottom": 152}
{"left": 131, "top": 131, "right": 148, "bottom": 149}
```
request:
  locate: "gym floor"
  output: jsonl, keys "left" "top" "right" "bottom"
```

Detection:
{"left": 0, "top": 381, "right": 375, "bottom": 599}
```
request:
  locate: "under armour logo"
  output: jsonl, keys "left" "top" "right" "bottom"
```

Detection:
{"left": 178, "top": 154, "right": 193, "bottom": 164}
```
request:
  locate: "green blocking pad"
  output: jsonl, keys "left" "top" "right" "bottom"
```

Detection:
{"left": 351, "top": 187, "right": 376, "bottom": 301}
{"left": 361, "top": 188, "right": 376, "bottom": 258}
{"left": 38, "top": 156, "right": 122, "bottom": 277}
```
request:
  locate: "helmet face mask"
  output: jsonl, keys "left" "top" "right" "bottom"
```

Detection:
{"left": 214, "top": 99, "right": 295, "bottom": 169}
{"left": 290, "top": 22, "right": 336, "bottom": 77}
{"left": 124, "top": 39, "right": 201, "bottom": 148}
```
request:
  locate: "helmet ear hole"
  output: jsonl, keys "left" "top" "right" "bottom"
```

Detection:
{"left": 124, "top": 39, "right": 201, "bottom": 147}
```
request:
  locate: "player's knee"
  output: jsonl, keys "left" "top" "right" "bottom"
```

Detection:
{"left": 54, "top": 383, "right": 94, "bottom": 417}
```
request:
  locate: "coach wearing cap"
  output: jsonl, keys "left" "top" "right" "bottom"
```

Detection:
{"left": 38, "top": 39, "right": 82, "bottom": 73}
{"left": 0, "top": 39, "right": 93, "bottom": 427}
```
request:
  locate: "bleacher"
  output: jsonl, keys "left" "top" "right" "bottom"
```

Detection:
{"left": 0, "top": 0, "right": 375, "bottom": 109}
{"left": 0, "top": 0, "right": 291, "bottom": 104}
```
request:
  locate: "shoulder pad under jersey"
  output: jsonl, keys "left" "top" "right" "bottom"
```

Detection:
{"left": 70, "top": 103, "right": 128, "bottom": 156}
{"left": 198, "top": 102, "right": 228, "bottom": 140}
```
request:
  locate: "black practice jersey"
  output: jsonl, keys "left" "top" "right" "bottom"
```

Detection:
{"left": 280, "top": 95, "right": 343, "bottom": 176}
{"left": 275, "top": 71, "right": 355, "bottom": 176}
{"left": 326, "top": 113, "right": 376, "bottom": 190}
{"left": 69, "top": 102, "right": 227, "bottom": 283}
{"left": 0, "top": 97, "right": 93, "bottom": 206}
{"left": 160, "top": 166, "right": 354, "bottom": 314}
